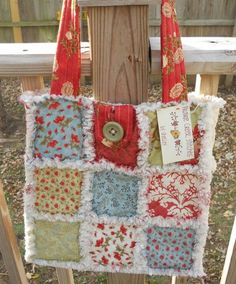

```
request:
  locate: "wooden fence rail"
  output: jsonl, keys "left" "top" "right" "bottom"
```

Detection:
{"left": 0, "top": 36, "right": 236, "bottom": 283}
{"left": 0, "top": 38, "right": 236, "bottom": 78}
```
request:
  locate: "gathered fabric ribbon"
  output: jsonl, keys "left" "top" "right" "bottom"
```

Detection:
{"left": 50, "top": 0, "right": 188, "bottom": 103}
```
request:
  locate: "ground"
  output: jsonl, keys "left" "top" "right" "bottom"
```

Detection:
{"left": 0, "top": 78, "right": 235, "bottom": 284}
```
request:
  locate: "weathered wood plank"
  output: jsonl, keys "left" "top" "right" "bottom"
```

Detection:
{"left": 220, "top": 217, "right": 236, "bottom": 284}
{"left": 225, "top": 17, "right": 236, "bottom": 87}
{"left": 88, "top": 5, "right": 149, "bottom": 104}
{"left": 9, "top": 0, "right": 23, "bottom": 42}
{"left": 78, "top": 0, "right": 157, "bottom": 6}
{"left": 56, "top": 269, "right": 75, "bottom": 284}
{"left": 1, "top": 37, "right": 235, "bottom": 77}
{"left": 199, "top": 75, "right": 220, "bottom": 96}
{"left": 0, "top": 180, "right": 28, "bottom": 284}
{"left": 108, "top": 273, "right": 145, "bottom": 284}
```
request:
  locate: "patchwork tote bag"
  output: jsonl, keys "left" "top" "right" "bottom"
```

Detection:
{"left": 20, "top": 0, "right": 225, "bottom": 277}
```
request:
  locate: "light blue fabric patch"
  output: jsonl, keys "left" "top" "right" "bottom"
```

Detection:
{"left": 92, "top": 170, "right": 140, "bottom": 217}
{"left": 33, "top": 98, "right": 83, "bottom": 160}
{"left": 146, "top": 226, "right": 195, "bottom": 270}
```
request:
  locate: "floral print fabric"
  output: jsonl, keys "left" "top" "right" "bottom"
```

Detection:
{"left": 92, "top": 171, "right": 140, "bottom": 217}
{"left": 34, "top": 167, "right": 83, "bottom": 215}
{"left": 146, "top": 171, "right": 204, "bottom": 220}
{"left": 35, "top": 220, "right": 80, "bottom": 261}
{"left": 89, "top": 223, "right": 137, "bottom": 268}
{"left": 161, "top": 0, "right": 188, "bottom": 103}
{"left": 50, "top": 0, "right": 81, "bottom": 97}
{"left": 146, "top": 226, "right": 195, "bottom": 270}
{"left": 34, "top": 98, "right": 83, "bottom": 161}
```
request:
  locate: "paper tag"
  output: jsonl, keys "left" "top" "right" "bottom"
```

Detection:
{"left": 157, "top": 105, "right": 194, "bottom": 164}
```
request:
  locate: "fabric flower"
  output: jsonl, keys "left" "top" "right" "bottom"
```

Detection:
{"left": 49, "top": 101, "right": 60, "bottom": 110}
{"left": 65, "top": 31, "right": 73, "bottom": 40}
{"left": 170, "top": 83, "right": 184, "bottom": 99}
{"left": 162, "top": 2, "right": 173, "bottom": 18}
{"left": 174, "top": 48, "right": 184, "bottom": 64}
{"left": 54, "top": 116, "right": 65, "bottom": 124}
{"left": 162, "top": 55, "right": 168, "bottom": 68}
{"left": 36, "top": 116, "right": 44, "bottom": 125}
{"left": 61, "top": 81, "right": 74, "bottom": 96}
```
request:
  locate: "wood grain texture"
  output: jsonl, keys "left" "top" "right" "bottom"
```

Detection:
{"left": 9, "top": 0, "right": 23, "bottom": 42}
{"left": 78, "top": 0, "right": 156, "bottom": 6}
{"left": 1, "top": 38, "right": 236, "bottom": 77}
{"left": 199, "top": 75, "right": 220, "bottom": 96}
{"left": 88, "top": 5, "right": 149, "bottom": 104}
{"left": 0, "top": 181, "right": 28, "bottom": 284}
{"left": 108, "top": 273, "right": 145, "bottom": 284}
{"left": 225, "top": 17, "right": 236, "bottom": 87}
{"left": 56, "top": 268, "right": 75, "bottom": 284}
{"left": 220, "top": 217, "right": 236, "bottom": 284}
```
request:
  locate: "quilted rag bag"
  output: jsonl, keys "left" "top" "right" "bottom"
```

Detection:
{"left": 20, "top": 0, "right": 225, "bottom": 277}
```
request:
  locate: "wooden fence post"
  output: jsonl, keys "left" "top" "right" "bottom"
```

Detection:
{"left": 220, "top": 217, "right": 236, "bottom": 284}
{"left": 225, "top": 18, "right": 236, "bottom": 87}
{"left": 21, "top": 76, "right": 75, "bottom": 284}
{"left": 81, "top": 0, "right": 149, "bottom": 283}
{"left": 0, "top": 180, "right": 28, "bottom": 284}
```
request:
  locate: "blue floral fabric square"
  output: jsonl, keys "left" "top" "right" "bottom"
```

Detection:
{"left": 33, "top": 98, "right": 83, "bottom": 160}
{"left": 92, "top": 170, "right": 140, "bottom": 217}
{"left": 146, "top": 226, "right": 195, "bottom": 270}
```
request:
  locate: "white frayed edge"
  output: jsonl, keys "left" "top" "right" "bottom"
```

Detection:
{"left": 79, "top": 170, "right": 149, "bottom": 225}
{"left": 136, "top": 105, "right": 151, "bottom": 169}
{"left": 137, "top": 168, "right": 212, "bottom": 229}
{"left": 22, "top": 91, "right": 225, "bottom": 276}
{"left": 82, "top": 100, "right": 96, "bottom": 162}
{"left": 30, "top": 219, "right": 206, "bottom": 277}
{"left": 24, "top": 191, "right": 36, "bottom": 263}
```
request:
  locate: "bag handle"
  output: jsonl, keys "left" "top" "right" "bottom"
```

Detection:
{"left": 50, "top": 0, "right": 81, "bottom": 97}
{"left": 161, "top": 0, "right": 188, "bottom": 103}
{"left": 50, "top": 0, "right": 188, "bottom": 103}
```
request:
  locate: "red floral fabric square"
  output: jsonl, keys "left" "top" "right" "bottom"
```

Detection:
{"left": 146, "top": 171, "right": 205, "bottom": 220}
{"left": 34, "top": 168, "right": 83, "bottom": 215}
{"left": 94, "top": 103, "right": 140, "bottom": 168}
{"left": 89, "top": 223, "right": 137, "bottom": 268}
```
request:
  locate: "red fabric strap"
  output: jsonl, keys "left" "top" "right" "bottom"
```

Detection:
{"left": 50, "top": 0, "right": 80, "bottom": 97}
{"left": 51, "top": 0, "right": 188, "bottom": 103}
{"left": 161, "top": 0, "right": 188, "bottom": 103}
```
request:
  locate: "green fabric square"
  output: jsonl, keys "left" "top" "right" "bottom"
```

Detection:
{"left": 35, "top": 220, "right": 80, "bottom": 261}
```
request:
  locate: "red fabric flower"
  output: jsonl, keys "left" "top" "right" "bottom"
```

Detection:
{"left": 97, "top": 223, "right": 105, "bottom": 230}
{"left": 54, "top": 116, "right": 65, "bottom": 124}
{"left": 48, "top": 101, "right": 61, "bottom": 109}
{"left": 101, "top": 256, "right": 109, "bottom": 265}
{"left": 114, "top": 252, "right": 121, "bottom": 261}
{"left": 35, "top": 116, "right": 44, "bottom": 125}
{"left": 120, "top": 225, "right": 127, "bottom": 235}
{"left": 71, "top": 134, "right": 80, "bottom": 143}
{"left": 95, "top": 238, "right": 104, "bottom": 247}
{"left": 47, "top": 140, "right": 58, "bottom": 148}
{"left": 130, "top": 241, "right": 136, "bottom": 248}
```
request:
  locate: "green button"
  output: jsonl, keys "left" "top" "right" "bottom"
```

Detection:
{"left": 103, "top": 121, "right": 124, "bottom": 142}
